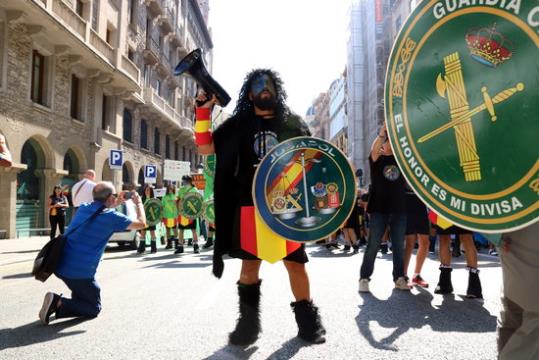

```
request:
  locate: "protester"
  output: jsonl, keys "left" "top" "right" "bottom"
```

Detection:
{"left": 38, "top": 182, "right": 146, "bottom": 324}
{"left": 342, "top": 190, "right": 361, "bottom": 253}
{"left": 433, "top": 225, "right": 482, "bottom": 298}
{"left": 161, "top": 184, "right": 179, "bottom": 250}
{"left": 497, "top": 223, "right": 539, "bottom": 359}
{"left": 0, "top": 133, "right": 12, "bottom": 167}
{"left": 195, "top": 69, "right": 326, "bottom": 344}
{"left": 71, "top": 170, "right": 96, "bottom": 213}
{"left": 403, "top": 189, "right": 430, "bottom": 288}
{"left": 176, "top": 175, "right": 200, "bottom": 254}
{"left": 137, "top": 184, "right": 158, "bottom": 254}
{"left": 359, "top": 123, "right": 410, "bottom": 293}
{"left": 48, "top": 185, "right": 69, "bottom": 241}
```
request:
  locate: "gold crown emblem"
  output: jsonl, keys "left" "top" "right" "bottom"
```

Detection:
{"left": 465, "top": 25, "right": 513, "bottom": 67}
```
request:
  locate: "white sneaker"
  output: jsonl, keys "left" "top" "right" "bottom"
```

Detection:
{"left": 394, "top": 277, "right": 412, "bottom": 290}
{"left": 358, "top": 279, "right": 370, "bottom": 293}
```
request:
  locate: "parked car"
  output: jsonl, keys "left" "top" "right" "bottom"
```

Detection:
{"left": 108, "top": 200, "right": 140, "bottom": 250}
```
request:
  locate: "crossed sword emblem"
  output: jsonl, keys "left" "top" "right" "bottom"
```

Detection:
{"left": 417, "top": 52, "right": 524, "bottom": 182}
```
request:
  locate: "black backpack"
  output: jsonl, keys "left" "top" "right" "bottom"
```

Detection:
{"left": 32, "top": 205, "right": 105, "bottom": 282}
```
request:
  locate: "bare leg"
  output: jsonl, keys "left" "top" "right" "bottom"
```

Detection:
{"left": 345, "top": 228, "right": 357, "bottom": 245}
{"left": 460, "top": 234, "right": 478, "bottom": 268}
{"left": 404, "top": 234, "right": 416, "bottom": 276}
{"left": 239, "top": 260, "right": 262, "bottom": 285}
{"left": 439, "top": 235, "right": 452, "bottom": 266}
{"left": 178, "top": 229, "right": 184, "bottom": 245}
{"left": 414, "top": 234, "right": 429, "bottom": 274}
{"left": 284, "top": 261, "right": 310, "bottom": 301}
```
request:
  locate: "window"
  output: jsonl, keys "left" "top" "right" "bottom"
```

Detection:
{"left": 106, "top": 25, "right": 116, "bottom": 46}
{"left": 123, "top": 108, "right": 133, "bottom": 142}
{"left": 31, "top": 50, "right": 47, "bottom": 106}
{"left": 127, "top": 0, "right": 136, "bottom": 25}
{"left": 127, "top": 47, "right": 135, "bottom": 62}
{"left": 155, "top": 79, "right": 161, "bottom": 96}
{"left": 101, "top": 95, "right": 111, "bottom": 131}
{"left": 154, "top": 127, "right": 160, "bottom": 155}
{"left": 75, "top": 0, "right": 84, "bottom": 17}
{"left": 0, "top": 21, "right": 6, "bottom": 88}
{"left": 91, "top": 0, "right": 99, "bottom": 30}
{"left": 174, "top": 142, "right": 179, "bottom": 160}
{"left": 165, "top": 135, "right": 170, "bottom": 159}
{"left": 70, "top": 74, "right": 83, "bottom": 120}
{"left": 140, "top": 119, "right": 148, "bottom": 149}
{"left": 182, "top": 146, "right": 186, "bottom": 161}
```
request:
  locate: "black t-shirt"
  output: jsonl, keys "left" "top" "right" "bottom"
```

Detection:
{"left": 238, "top": 115, "right": 282, "bottom": 205}
{"left": 49, "top": 195, "right": 67, "bottom": 216}
{"left": 366, "top": 155, "right": 406, "bottom": 214}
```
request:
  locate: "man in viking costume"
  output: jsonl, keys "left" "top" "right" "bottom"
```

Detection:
{"left": 194, "top": 69, "right": 326, "bottom": 345}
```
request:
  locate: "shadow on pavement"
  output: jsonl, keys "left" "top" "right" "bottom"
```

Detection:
{"left": 266, "top": 337, "right": 310, "bottom": 360}
{"left": 142, "top": 260, "right": 212, "bottom": 269}
{"left": 356, "top": 288, "right": 497, "bottom": 351}
{"left": 204, "top": 345, "right": 259, "bottom": 359}
{"left": 0, "top": 318, "right": 86, "bottom": 350}
{"left": 2, "top": 272, "right": 33, "bottom": 280}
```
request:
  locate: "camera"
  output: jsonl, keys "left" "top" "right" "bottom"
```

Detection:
{"left": 123, "top": 191, "right": 135, "bottom": 200}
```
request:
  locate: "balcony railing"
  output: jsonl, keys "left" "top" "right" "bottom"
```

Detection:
{"left": 90, "top": 29, "right": 115, "bottom": 63}
{"left": 51, "top": 0, "right": 86, "bottom": 39}
{"left": 121, "top": 55, "right": 140, "bottom": 82}
{"left": 143, "top": 87, "right": 191, "bottom": 130}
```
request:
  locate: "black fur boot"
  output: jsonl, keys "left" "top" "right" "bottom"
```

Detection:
{"left": 466, "top": 267, "right": 483, "bottom": 299}
{"left": 150, "top": 240, "right": 157, "bottom": 253}
{"left": 434, "top": 266, "right": 454, "bottom": 294}
{"left": 229, "top": 280, "right": 261, "bottom": 346}
{"left": 137, "top": 240, "right": 145, "bottom": 254}
{"left": 291, "top": 300, "right": 326, "bottom": 344}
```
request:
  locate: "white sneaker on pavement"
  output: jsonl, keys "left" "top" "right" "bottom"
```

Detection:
{"left": 394, "top": 276, "right": 412, "bottom": 290}
{"left": 358, "top": 279, "right": 370, "bottom": 293}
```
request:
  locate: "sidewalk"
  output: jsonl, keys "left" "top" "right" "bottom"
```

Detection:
{"left": 0, "top": 236, "right": 48, "bottom": 266}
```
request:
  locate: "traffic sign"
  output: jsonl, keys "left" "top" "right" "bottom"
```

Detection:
{"left": 144, "top": 165, "right": 157, "bottom": 184}
{"left": 109, "top": 149, "right": 123, "bottom": 170}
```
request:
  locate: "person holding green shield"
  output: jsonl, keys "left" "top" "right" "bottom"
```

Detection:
{"left": 137, "top": 185, "right": 158, "bottom": 254}
{"left": 175, "top": 175, "right": 200, "bottom": 254}
{"left": 161, "top": 184, "right": 179, "bottom": 250}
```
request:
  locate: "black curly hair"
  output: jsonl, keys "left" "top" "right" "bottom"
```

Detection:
{"left": 233, "top": 69, "right": 289, "bottom": 121}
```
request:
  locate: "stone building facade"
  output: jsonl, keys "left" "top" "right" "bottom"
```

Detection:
{"left": 0, "top": 0, "right": 213, "bottom": 238}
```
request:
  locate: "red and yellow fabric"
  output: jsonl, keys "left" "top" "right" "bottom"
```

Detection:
{"left": 266, "top": 150, "right": 322, "bottom": 200}
{"left": 240, "top": 206, "right": 301, "bottom": 263}
{"left": 195, "top": 108, "right": 213, "bottom": 145}
{"left": 428, "top": 209, "right": 453, "bottom": 229}
{"left": 177, "top": 215, "right": 194, "bottom": 227}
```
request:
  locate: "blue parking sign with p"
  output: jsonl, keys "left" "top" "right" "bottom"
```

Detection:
{"left": 109, "top": 149, "right": 123, "bottom": 170}
{"left": 144, "top": 165, "right": 157, "bottom": 184}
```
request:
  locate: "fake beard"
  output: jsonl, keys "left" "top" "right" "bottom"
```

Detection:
{"left": 253, "top": 93, "right": 277, "bottom": 111}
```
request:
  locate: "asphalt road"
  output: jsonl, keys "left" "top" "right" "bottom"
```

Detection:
{"left": 0, "top": 242, "right": 501, "bottom": 360}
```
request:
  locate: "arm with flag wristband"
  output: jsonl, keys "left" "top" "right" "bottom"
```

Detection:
{"left": 194, "top": 93, "right": 218, "bottom": 155}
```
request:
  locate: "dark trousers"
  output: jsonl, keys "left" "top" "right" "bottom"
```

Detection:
{"left": 55, "top": 277, "right": 102, "bottom": 319}
{"left": 49, "top": 215, "right": 65, "bottom": 240}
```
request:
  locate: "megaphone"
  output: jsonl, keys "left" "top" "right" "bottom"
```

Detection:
{"left": 174, "top": 49, "right": 231, "bottom": 107}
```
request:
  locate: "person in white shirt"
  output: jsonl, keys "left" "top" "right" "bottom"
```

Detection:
{"left": 0, "top": 134, "right": 12, "bottom": 167}
{"left": 72, "top": 170, "right": 96, "bottom": 211}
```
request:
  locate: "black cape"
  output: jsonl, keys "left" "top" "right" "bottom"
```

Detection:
{"left": 212, "top": 111, "right": 311, "bottom": 263}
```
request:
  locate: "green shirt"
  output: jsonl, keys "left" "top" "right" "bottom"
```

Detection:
{"left": 161, "top": 193, "right": 178, "bottom": 219}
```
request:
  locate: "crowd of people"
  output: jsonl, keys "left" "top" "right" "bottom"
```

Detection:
{"left": 24, "top": 66, "right": 536, "bottom": 358}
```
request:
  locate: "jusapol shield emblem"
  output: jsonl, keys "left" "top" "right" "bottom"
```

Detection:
{"left": 386, "top": 1, "right": 539, "bottom": 232}
{"left": 253, "top": 137, "right": 357, "bottom": 242}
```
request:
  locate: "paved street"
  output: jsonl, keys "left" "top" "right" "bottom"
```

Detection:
{"left": 0, "top": 238, "right": 501, "bottom": 360}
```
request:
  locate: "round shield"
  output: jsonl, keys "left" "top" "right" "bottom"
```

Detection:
{"left": 385, "top": 2, "right": 539, "bottom": 233}
{"left": 179, "top": 192, "right": 204, "bottom": 220}
{"left": 144, "top": 198, "right": 162, "bottom": 226}
{"left": 203, "top": 199, "right": 215, "bottom": 224}
{"left": 253, "top": 137, "right": 357, "bottom": 243}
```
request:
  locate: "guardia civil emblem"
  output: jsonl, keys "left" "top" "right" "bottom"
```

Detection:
{"left": 253, "top": 137, "right": 357, "bottom": 242}
{"left": 144, "top": 198, "right": 162, "bottom": 226}
{"left": 202, "top": 198, "right": 215, "bottom": 224}
{"left": 179, "top": 192, "right": 204, "bottom": 220}
{"left": 386, "top": 1, "right": 539, "bottom": 232}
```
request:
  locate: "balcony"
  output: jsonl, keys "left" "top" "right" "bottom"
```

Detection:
{"left": 51, "top": 0, "right": 86, "bottom": 40}
{"left": 143, "top": 36, "right": 161, "bottom": 64}
{"left": 89, "top": 29, "right": 115, "bottom": 63}
{"left": 121, "top": 55, "right": 140, "bottom": 83}
{"left": 158, "top": 5, "right": 175, "bottom": 33}
{"left": 143, "top": 87, "right": 191, "bottom": 131}
{"left": 145, "top": 0, "right": 165, "bottom": 18}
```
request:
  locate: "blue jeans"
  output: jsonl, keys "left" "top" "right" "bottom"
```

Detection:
{"left": 55, "top": 277, "right": 102, "bottom": 319}
{"left": 360, "top": 212, "right": 407, "bottom": 281}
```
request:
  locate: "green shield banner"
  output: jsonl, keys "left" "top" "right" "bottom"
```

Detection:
{"left": 386, "top": 1, "right": 539, "bottom": 233}
{"left": 179, "top": 192, "right": 204, "bottom": 220}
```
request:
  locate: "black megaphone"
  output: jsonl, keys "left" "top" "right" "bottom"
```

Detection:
{"left": 174, "top": 49, "right": 231, "bottom": 107}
